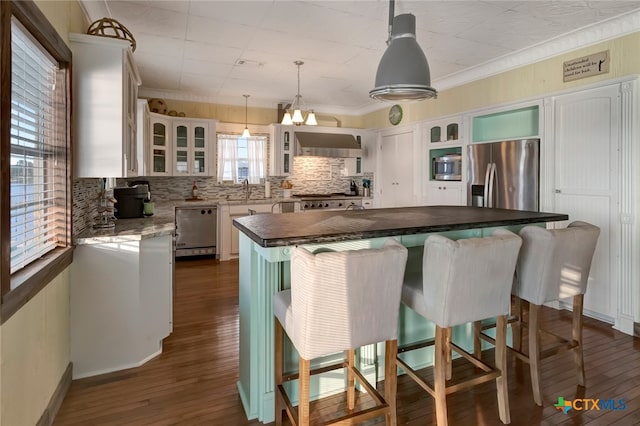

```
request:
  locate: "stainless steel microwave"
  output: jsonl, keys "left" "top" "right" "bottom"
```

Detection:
{"left": 433, "top": 154, "right": 462, "bottom": 181}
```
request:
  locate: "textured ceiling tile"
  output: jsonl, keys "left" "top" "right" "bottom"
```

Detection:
{"left": 81, "top": 0, "right": 640, "bottom": 111}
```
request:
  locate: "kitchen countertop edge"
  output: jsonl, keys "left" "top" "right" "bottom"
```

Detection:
{"left": 73, "top": 196, "right": 374, "bottom": 245}
{"left": 234, "top": 206, "right": 569, "bottom": 248}
{"left": 74, "top": 216, "right": 175, "bottom": 245}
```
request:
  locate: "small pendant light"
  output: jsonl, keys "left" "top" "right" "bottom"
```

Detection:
{"left": 242, "top": 94, "right": 251, "bottom": 138}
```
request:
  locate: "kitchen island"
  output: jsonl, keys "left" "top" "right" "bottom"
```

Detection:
{"left": 233, "top": 205, "right": 568, "bottom": 423}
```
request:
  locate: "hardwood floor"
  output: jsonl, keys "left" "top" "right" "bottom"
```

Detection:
{"left": 54, "top": 257, "right": 640, "bottom": 425}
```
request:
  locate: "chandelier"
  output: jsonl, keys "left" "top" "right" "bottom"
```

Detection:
{"left": 281, "top": 61, "right": 317, "bottom": 126}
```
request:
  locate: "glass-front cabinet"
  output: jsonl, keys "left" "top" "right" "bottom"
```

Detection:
{"left": 173, "top": 121, "right": 210, "bottom": 176}
{"left": 269, "top": 124, "right": 295, "bottom": 176}
{"left": 148, "top": 114, "right": 171, "bottom": 176}
{"left": 429, "top": 117, "right": 460, "bottom": 144}
{"left": 142, "top": 111, "right": 216, "bottom": 176}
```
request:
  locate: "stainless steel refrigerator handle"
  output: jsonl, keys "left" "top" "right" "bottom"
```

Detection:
{"left": 483, "top": 164, "right": 492, "bottom": 208}
{"left": 488, "top": 163, "right": 497, "bottom": 208}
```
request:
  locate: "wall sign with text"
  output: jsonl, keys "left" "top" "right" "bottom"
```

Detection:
{"left": 563, "top": 51, "right": 609, "bottom": 82}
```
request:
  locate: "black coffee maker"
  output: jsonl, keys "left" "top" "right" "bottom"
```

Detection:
{"left": 113, "top": 184, "right": 149, "bottom": 218}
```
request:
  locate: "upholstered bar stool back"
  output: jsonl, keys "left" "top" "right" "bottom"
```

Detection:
{"left": 398, "top": 229, "right": 522, "bottom": 425}
{"left": 510, "top": 221, "right": 600, "bottom": 406}
{"left": 273, "top": 238, "right": 408, "bottom": 425}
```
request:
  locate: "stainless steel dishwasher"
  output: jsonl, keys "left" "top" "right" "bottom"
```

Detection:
{"left": 175, "top": 206, "right": 217, "bottom": 257}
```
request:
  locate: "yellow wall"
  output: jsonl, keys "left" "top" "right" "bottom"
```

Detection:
{"left": 363, "top": 32, "right": 640, "bottom": 128}
{"left": 0, "top": 2, "right": 86, "bottom": 425}
{"left": 155, "top": 99, "right": 366, "bottom": 129}
{"left": 1, "top": 271, "right": 70, "bottom": 426}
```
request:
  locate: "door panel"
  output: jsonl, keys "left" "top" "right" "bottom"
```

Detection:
{"left": 556, "top": 95, "right": 614, "bottom": 193}
{"left": 380, "top": 131, "right": 414, "bottom": 207}
{"left": 492, "top": 139, "right": 539, "bottom": 211}
{"left": 555, "top": 193, "right": 612, "bottom": 319}
{"left": 394, "top": 131, "right": 415, "bottom": 207}
{"left": 553, "top": 84, "right": 619, "bottom": 320}
{"left": 380, "top": 134, "right": 396, "bottom": 208}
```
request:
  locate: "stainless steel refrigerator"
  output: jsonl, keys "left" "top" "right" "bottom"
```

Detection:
{"left": 467, "top": 139, "right": 540, "bottom": 211}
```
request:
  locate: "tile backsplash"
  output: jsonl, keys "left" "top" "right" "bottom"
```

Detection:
{"left": 72, "top": 156, "right": 374, "bottom": 236}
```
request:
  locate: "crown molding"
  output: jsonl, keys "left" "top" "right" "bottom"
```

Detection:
{"left": 432, "top": 8, "right": 640, "bottom": 93}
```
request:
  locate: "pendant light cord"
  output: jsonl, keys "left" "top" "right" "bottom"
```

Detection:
{"left": 387, "top": 0, "right": 395, "bottom": 46}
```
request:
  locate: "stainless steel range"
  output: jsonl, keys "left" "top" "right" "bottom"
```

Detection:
{"left": 292, "top": 194, "right": 363, "bottom": 211}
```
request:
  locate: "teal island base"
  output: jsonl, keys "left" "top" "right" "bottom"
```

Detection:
{"left": 233, "top": 206, "right": 567, "bottom": 423}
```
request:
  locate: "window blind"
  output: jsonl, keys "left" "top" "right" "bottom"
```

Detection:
{"left": 9, "top": 18, "right": 65, "bottom": 275}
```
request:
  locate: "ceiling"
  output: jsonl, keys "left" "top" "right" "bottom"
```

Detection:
{"left": 78, "top": 1, "right": 640, "bottom": 115}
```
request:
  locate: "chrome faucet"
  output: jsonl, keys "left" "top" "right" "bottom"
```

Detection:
{"left": 243, "top": 178, "right": 252, "bottom": 200}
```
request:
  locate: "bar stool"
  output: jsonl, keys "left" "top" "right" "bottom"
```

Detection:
{"left": 397, "top": 230, "right": 522, "bottom": 425}
{"left": 273, "top": 239, "right": 408, "bottom": 425}
{"left": 477, "top": 221, "right": 600, "bottom": 406}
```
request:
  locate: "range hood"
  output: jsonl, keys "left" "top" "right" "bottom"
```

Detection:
{"left": 295, "top": 132, "right": 362, "bottom": 157}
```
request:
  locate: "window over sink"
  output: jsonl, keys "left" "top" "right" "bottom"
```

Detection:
{"left": 217, "top": 133, "right": 267, "bottom": 184}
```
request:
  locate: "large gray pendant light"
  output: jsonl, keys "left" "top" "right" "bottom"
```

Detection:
{"left": 369, "top": 0, "right": 437, "bottom": 101}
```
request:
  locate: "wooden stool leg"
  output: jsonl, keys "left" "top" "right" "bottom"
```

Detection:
{"left": 385, "top": 340, "right": 398, "bottom": 426}
{"left": 299, "top": 357, "right": 311, "bottom": 426}
{"left": 512, "top": 297, "right": 523, "bottom": 352}
{"left": 473, "top": 320, "right": 482, "bottom": 359}
{"left": 528, "top": 303, "right": 543, "bottom": 406}
{"left": 495, "top": 315, "right": 511, "bottom": 424}
{"left": 275, "top": 319, "right": 284, "bottom": 426}
{"left": 573, "top": 294, "right": 586, "bottom": 387}
{"left": 347, "top": 349, "right": 356, "bottom": 410}
{"left": 446, "top": 327, "right": 453, "bottom": 380}
{"left": 434, "top": 326, "right": 449, "bottom": 426}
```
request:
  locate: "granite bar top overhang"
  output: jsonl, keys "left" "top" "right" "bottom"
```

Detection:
{"left": 233, "top": 205, "right": 569, "bottom": 247}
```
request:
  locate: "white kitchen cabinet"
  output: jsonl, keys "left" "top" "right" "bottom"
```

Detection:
{"left": 70, "top": 234, "right": 173, "bottom": 378}
{"left": 378, "top": 127, "right": 418, "bottom": 207}
{"left": 172, "top": 119, "right": 214, "bottom": 176}
{"left": 70, "top": 33, "right": 141, "bottom": 178}
{"left": 425, "top": 182, "right": 463, "bottom": 206}
{"left": 343, "top": 157, "right": 362, "bottom": 176}
{"left": 218, "top": 202, "right": 275, "bottom": 260}
{"left": 360, "top": 130, "right": 377, "bottom": 174}
{"left": 428, "top": 116, "right": 461, "bottom": 144}
{"left": 136, "top": 100, "right": 151, "bottom": 176}
{"left": 269, "top": 124, "right": 295, "bottom": 176}
{"left": 139, "top": 112, "right": 216, "bottom": 176}
{"left": 147, "top": 113, "right": 172, "bottom": 176}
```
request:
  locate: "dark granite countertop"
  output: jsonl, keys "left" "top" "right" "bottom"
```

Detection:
{"left": 233, "top": 205, "right": 568, "bottom": 247}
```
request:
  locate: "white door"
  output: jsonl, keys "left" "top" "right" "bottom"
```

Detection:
{"left": 552, "top": 84, "right": 619, "bottom": 321}
{"left": 380, "top": 130, "right": 414, "bottom": 207}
